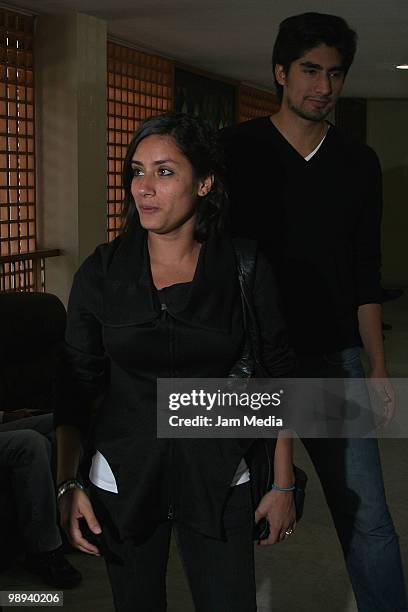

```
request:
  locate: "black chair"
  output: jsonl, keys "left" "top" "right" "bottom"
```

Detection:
{"left": 0, "top": 292, "right": 66, "bottom": 569}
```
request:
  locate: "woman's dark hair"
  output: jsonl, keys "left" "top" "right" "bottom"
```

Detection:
{"left": 272, "top": 12, "right": 357, "bottom": 101}
{"left": 122, "top": 112, "right": 228, "bottom": 242}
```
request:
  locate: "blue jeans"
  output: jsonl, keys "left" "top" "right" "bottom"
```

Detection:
{"left": 299, "top": 347, "right": 407, "bottom": 612}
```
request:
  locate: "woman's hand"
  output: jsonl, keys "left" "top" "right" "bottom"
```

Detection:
{"left": 254, "top": 489, "right": 296, "bottom": 546}
{"left": 59, "top": 488, "right": 102, "bottom": 555}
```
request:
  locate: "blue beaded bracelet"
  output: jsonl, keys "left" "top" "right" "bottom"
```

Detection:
{"left": 271, "top": 482, "right": 296, "bottom": 492}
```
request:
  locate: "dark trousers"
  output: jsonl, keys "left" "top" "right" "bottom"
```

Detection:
{"left": 91, "top": 482, "right": 257, "bottom": 612}
{"left": 0, "top": 416, "right": 61, "bottom": 554}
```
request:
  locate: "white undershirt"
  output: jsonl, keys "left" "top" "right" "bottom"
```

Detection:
{"left": 90, "top": 450, "right": 250, "bottom": 493}
{"left": 90, "top": 450, "right": 118, "bottom": 493}
{"left": 304, "top": 129, "right": 328, "bottom": 161}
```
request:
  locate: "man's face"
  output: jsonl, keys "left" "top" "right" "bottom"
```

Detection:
{"left": 275, "top": 44, "right": 346, "bottom": 121}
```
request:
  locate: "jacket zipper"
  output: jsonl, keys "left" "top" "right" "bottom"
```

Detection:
{"left": 162, "top": 302, "right": 176, "bottom": 521}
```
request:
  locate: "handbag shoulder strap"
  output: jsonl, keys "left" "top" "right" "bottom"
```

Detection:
{"left": 232, "top": 238, "right": 257, "bottom": 294}
{"left": 233, "top": 239, "right": 267, "bottom": 376}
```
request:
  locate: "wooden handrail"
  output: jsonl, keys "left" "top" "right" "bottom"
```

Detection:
{"left": 0, "top": 249, "right": 61, "bottom": 264}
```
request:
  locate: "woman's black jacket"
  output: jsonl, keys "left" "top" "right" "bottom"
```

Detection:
{"left": 55, "top": 228, "right": 294, "bottom": 541}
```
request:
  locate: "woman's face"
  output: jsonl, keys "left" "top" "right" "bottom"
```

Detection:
{"left": 130, "top": 134, "right": 210, "bottom": 235}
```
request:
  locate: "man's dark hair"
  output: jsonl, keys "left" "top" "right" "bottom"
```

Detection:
{"left": 272, "top": 12, "right": 357, "bottom": 101}
{"left": 122, "top": 112, "right": 228, "bottom": 242}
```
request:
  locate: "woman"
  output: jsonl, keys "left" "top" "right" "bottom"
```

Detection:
{"left": 56, "top": 112, "right": 296, "bottom": 611}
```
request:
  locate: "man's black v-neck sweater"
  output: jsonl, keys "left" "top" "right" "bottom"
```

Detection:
{"left": 221, "top": 116, "right": 383, "bottom": 356}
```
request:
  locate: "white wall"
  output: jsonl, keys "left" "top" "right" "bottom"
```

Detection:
{"left": 35, "top": 13, "right": 107, "bottom": 305}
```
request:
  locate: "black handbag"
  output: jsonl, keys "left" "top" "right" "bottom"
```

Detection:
{"left": 233, "top": 240, "right": 308, "bottom": 538}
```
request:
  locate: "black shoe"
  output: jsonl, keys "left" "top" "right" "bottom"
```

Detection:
{"left": 24, "top": 547, "right": 82, "bottom": 589}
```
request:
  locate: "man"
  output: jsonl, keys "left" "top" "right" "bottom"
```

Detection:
{"left": 221, "top": 12, "right": 407, "bottom": 612}
{"left": 0, "top": 410, "right": 82, "bottom": 588}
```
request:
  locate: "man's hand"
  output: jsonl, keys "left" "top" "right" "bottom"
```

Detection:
{"left": 357, "top": 303, "right": 395, "bottom": 427}
{"left": 254, "top": 489, "right": 296, "bottom": 546}
{"left": 369, "top": 370, "right": 396, "bottom": 428}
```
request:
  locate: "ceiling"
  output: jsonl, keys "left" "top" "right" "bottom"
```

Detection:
{"left": 4, "top": 0, "right": 408, "bottom": 98}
